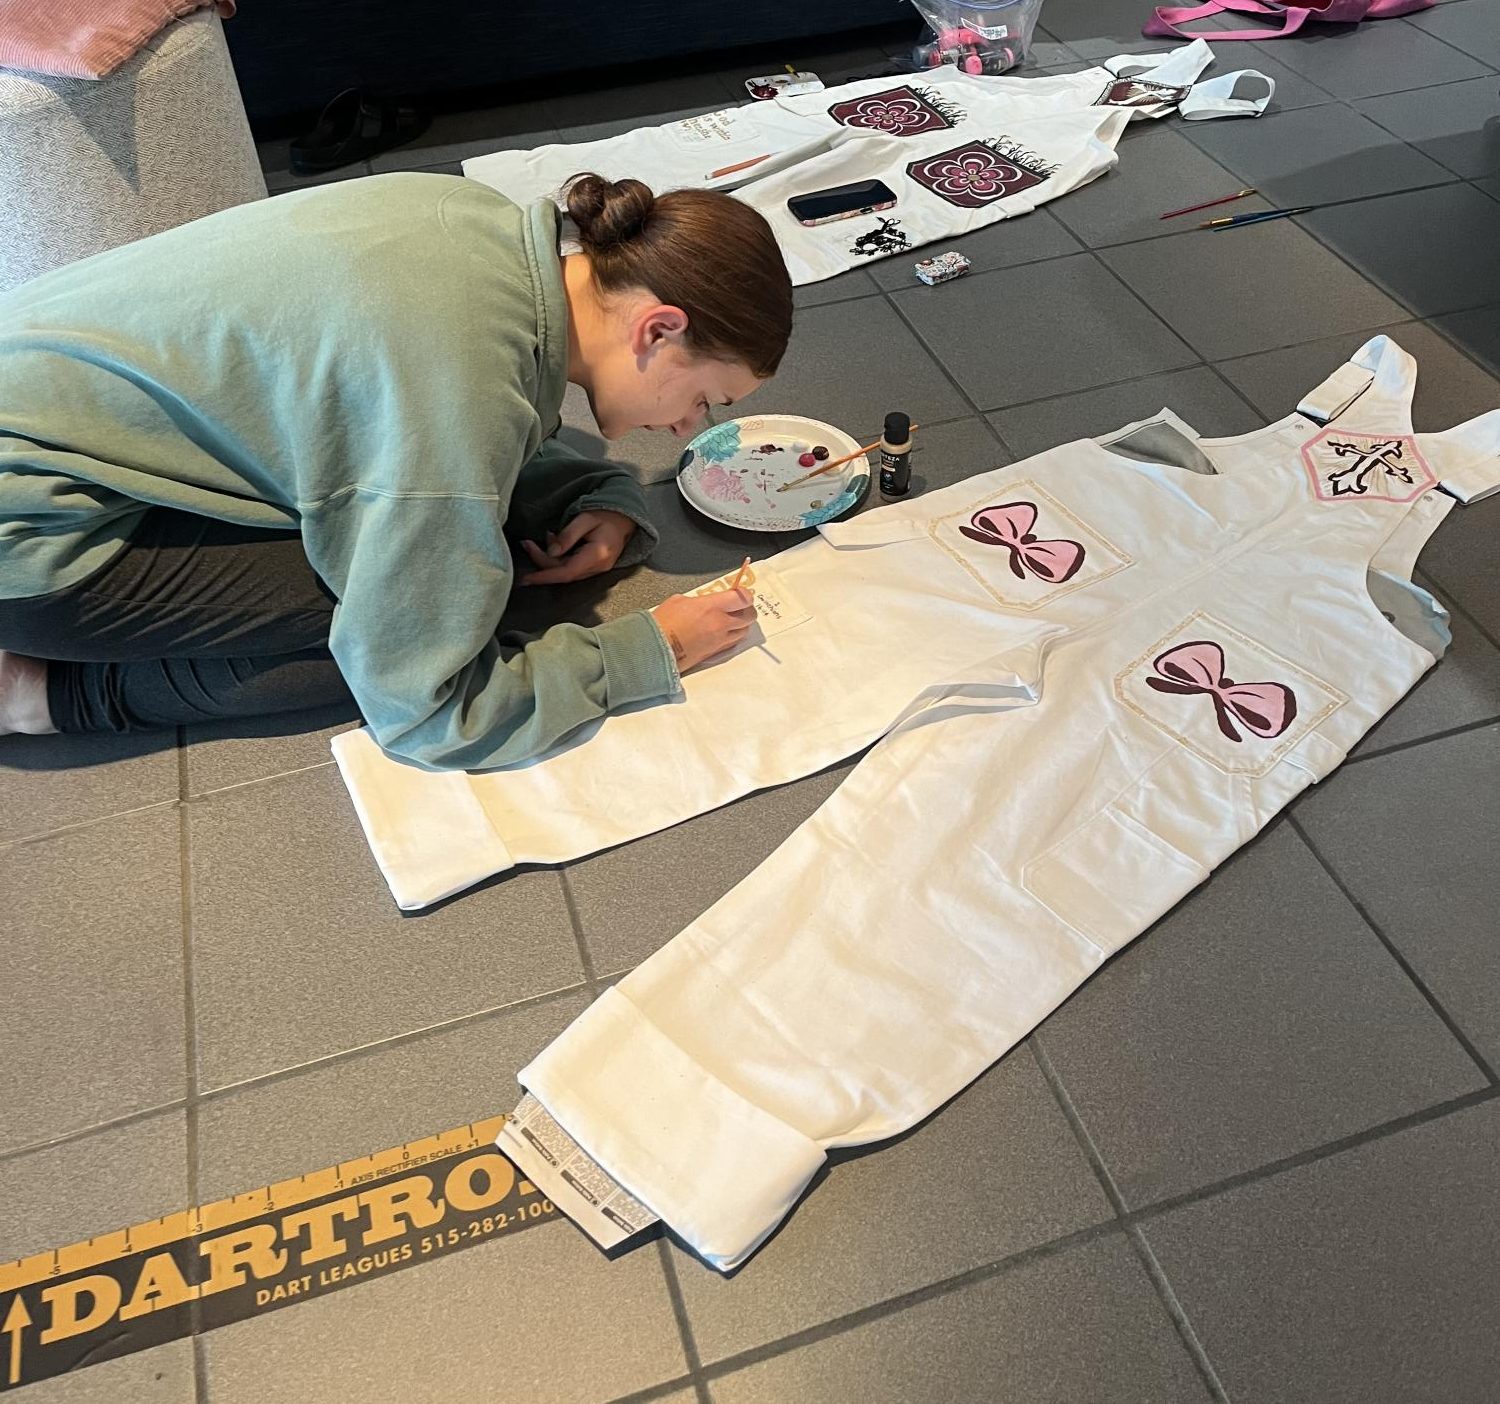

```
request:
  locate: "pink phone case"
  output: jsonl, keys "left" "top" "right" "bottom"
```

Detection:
{"left": 797, "top": 198, "right": 897, "bottom": 228}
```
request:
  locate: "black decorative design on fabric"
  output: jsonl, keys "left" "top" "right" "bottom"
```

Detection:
{"left": 1325, "top": 438, "right": 1415, "bottom": 496}
{"left": 848, "top": 217, "right": 913, "bottom": 257}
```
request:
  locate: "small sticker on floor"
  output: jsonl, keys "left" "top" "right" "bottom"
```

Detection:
{"left": 0, "top": 1117, "right": 552, "bottom": 1392}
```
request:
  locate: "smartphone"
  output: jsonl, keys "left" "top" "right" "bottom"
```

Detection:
{"left": 787, "top": 180, "right": 898, "bottom": 228}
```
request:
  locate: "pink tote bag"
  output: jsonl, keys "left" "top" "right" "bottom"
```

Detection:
{"left": 1144, "top": 0, "right": 1434, "bottom": 41}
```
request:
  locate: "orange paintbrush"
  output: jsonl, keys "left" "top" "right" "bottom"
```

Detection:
{"left": 776, "top": 425, "right": 920, "bottom": 492}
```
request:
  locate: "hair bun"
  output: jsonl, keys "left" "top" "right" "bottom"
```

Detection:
{"left": 565, "top": 174, "right": 655, "bottom": 253}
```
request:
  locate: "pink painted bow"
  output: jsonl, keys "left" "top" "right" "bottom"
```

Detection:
{"left": 959, "top": 502, "right": 1085, "bottom": 583}
{"left": 1146, "top": 640, "right": 1297, "bottom": 744}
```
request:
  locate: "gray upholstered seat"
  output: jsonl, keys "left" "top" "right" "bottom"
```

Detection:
{"left": 0, "top": 8, "right": 267, "bottom": 295}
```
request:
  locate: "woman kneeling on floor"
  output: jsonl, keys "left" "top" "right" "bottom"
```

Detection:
{"left": 0, "top": 171, "right": 791, "bottom": 765}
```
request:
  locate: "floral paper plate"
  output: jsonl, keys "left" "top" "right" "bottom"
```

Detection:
{"left": 676, "top": 415, "right": 871, "bottom": 532}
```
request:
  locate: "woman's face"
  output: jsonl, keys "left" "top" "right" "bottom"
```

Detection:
{"left": 585, "top": 299, "right": 764, "bottom": 441}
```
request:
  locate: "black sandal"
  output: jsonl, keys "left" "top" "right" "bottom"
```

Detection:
{"left": 289, "top": 88, "right": 431, "bottom": 175}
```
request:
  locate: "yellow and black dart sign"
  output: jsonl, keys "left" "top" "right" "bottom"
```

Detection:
{"left": 0, "top": 1117, "right": 552, "bottom": 1393}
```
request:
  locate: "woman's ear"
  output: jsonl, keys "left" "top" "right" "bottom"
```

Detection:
{"left": 630, "top": 303, "right": 690, "bottom": 358}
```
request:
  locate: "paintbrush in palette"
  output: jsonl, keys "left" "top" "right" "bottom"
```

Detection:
{"left": 777, "top": 425, "right": 921, "bottom": 492}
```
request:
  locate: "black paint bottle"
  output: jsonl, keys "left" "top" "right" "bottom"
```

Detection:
{"left": 879, "top": 411, "right": 912, "bottom": 499}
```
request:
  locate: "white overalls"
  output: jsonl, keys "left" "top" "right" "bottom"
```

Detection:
{"left": 492, "top": 337, "right": 1498, "bottom": 1269}
{"left": 461, "top": 41, "right": 1272, "bottom": 285}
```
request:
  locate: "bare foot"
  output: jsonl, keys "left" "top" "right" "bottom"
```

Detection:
{"left": 0, "top": 650, "right": 57, "bottom": 735}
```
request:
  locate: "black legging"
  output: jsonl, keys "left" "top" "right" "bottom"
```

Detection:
{"left": 0, "top": 509, "right": 354, "bottom": 733}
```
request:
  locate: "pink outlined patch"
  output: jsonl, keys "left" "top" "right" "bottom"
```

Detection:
{"left": 1300, "top": 428, "right": 1436, "bottom": 504}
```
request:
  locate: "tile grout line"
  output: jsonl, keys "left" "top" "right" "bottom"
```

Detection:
{"left": 1211, "top": 316, "right": 1433, "bottom": 373}
{"left": 185, "top": 754, "right": 340, "bottom": 802}
{"left": 877, "top": 275, "right": 1041, "bottom": 453}
{"left": 877, "top": 278, "right": 1006, "bottom": 426}
{"left": 1201, "top": 358, "right": 1280, "bottom": 426}
{"left": 1348, "top": 713, "right": 1500, "bottom": 767}
{"left": 0, "top": 1098, "right": 190, "bottom": 1168}
{"left": 1422, "top": 294, "right": 1500, "bottom": 371}
{"left": 176, "top": 729, "right": 210, "bottom": 1404}
{"left": 683, "top": 1082, "right": 1500, "bottom": 1393}
{"left": 1283, "top": 186, "right": 1500, "bottom": 324}
{"left": 1417, "top": 563, "right": 1500, "bottom": 651}
{"left": 192, "top": 980, "right": 595, "bottom": 1105}
{"left": 0, "top": 796, "right": 179, "bottom": 854}
{"left": 1287, "top": 813, "right": 1499, "bottom": 1085}
{"left": 601, "top": 1374, "right": 705, "bottom": 1404}
{"left": 1395, "top": 9, "right": 1500, "bottom": 73}
{"left": 1470, "top": 175, "right": 1500, "bottom": 207}
{"left": 1079, "top": 239, "right": 1210, "bottom": 372}
{"left": 694, "top": 1220, "right": 1126, "bottom": 1387}
{"left": 1227, "top": 57, "right": 1491, "bottom": 107}
{"left": 1349, "top": 85, "right": 1493, "bottom": 185}
{"left": 1027, "top": 1036, "right": 1232, "bottom": 1404}
{"left": 1023, "top": 1038, "right": 1126, "bottom": 1209}
{"left": 1125, "top": 1082, "right": 1500, "bottom": 1228}
{"left": 1419, "top": 558, "right": 1500, "bottom": 657}
{"left": 557, "top": 868, "right": 600, "bottom": 989}
{"left": 652, "top": 1238, "right": 713, "bottom": 1404}
{"left": 1240, "top": 41, "right": 1341, "bottom": 105}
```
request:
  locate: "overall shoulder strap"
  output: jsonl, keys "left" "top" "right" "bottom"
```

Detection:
{"left": 1300, "top": 336, "right": 1500, "bottom": 503}
{"left": 1417, "top": 410, "right": 1500, "bottom": 504}
{"left": 1296, "top": 335, "right": 1417, "bottom": 430}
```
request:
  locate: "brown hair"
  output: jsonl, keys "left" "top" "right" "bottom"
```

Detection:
{"left": 565, "top": 173, "right": 793, "bottom": 380}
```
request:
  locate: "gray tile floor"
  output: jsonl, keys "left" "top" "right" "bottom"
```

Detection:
{"left": 5, "top": 10, "right": 1500, "bottom": 1402}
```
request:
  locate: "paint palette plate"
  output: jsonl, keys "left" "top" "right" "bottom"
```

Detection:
{"left": 676, "top": 415, "right": 872, "bottom": 532}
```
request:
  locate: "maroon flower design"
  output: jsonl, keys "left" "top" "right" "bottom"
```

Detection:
{"left": 906, "top": 141, "right": 1047, "bottom": 209}
{"left": 827, "top": 86, "right": 955, "bottom": 137}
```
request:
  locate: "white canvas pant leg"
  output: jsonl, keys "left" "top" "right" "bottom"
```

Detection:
{"left": 520, "top": 638, "right": 1115, "bottom": 1270}
{"left": 333, "top": 525, "right": 1057, "bottom": 909}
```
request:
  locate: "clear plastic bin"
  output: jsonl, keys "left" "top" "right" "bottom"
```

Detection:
{"left": 910, "top": 0, "right": 1047, "bottom": 75}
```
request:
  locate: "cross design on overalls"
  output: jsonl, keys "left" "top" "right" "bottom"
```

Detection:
{"left": 1325, "top": 438, "right": 1414, "bottom": 496}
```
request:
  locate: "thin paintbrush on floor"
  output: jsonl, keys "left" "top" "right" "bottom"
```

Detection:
{"left": 1202, "top": 205, "right": 1318, "bottom": 230}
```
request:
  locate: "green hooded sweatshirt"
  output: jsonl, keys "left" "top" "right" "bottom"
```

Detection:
{"left": 0, "top": 172, "right": 681, "bottom": 768}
